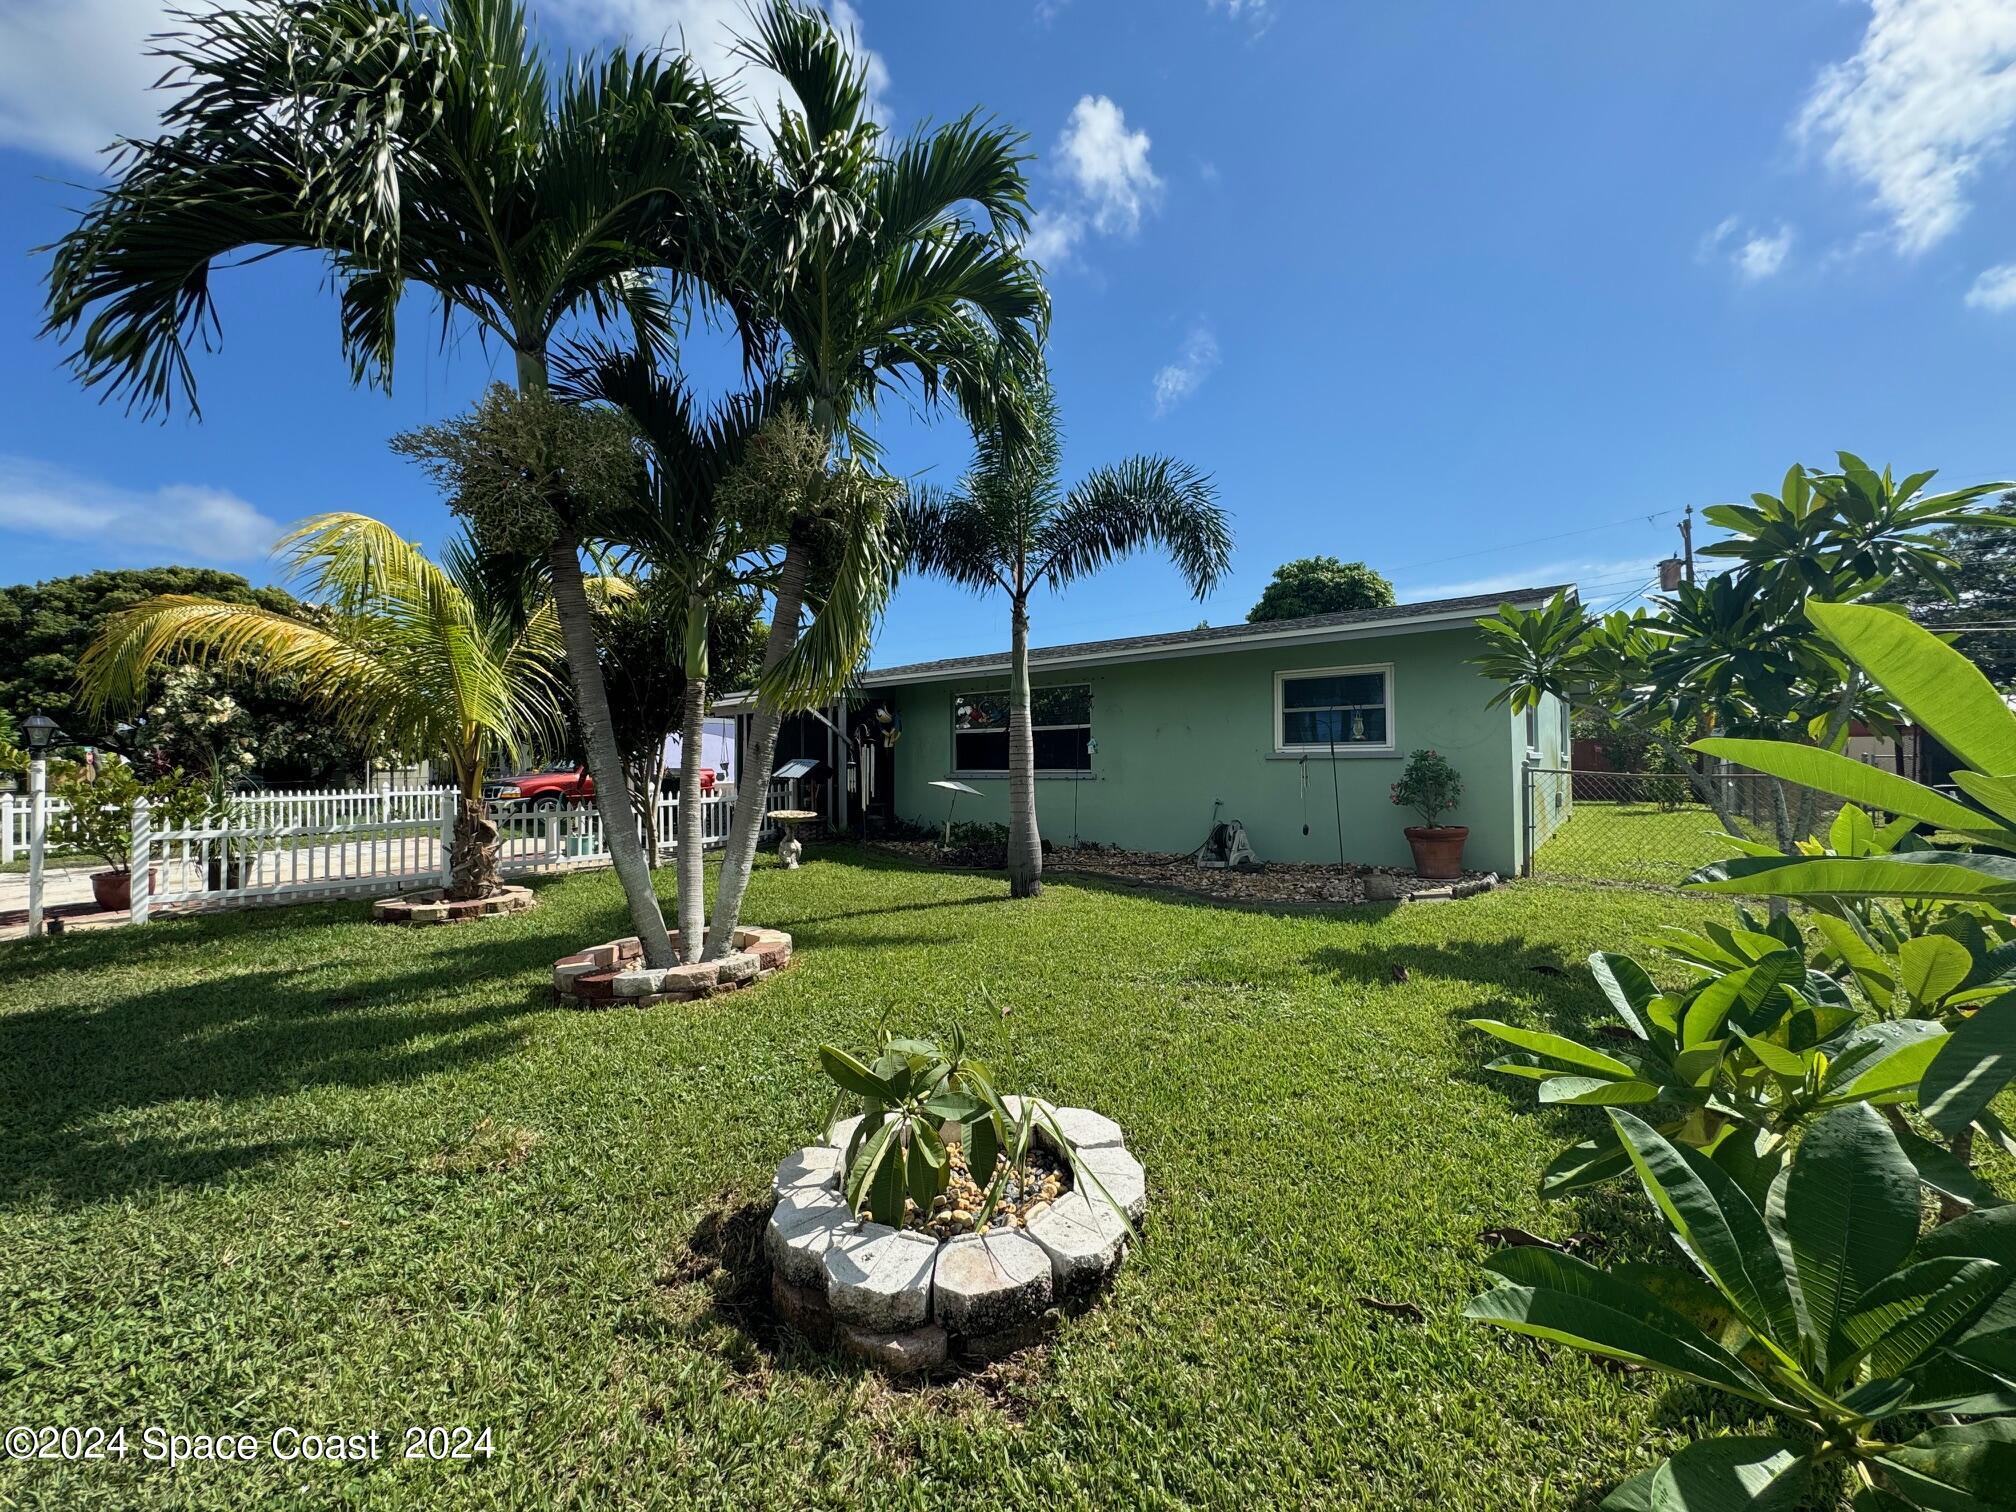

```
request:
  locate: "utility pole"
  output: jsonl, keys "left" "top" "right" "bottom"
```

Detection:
{"left": 1681, "top": 505, "right": 1695, "bottom": 584}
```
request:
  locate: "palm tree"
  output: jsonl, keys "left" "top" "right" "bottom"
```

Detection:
{"left": 901, "top": 385, "right": 1231, "bottom": 896}
{"left": 699, "top": 0, "right": 1049, "bottom": 958}
{"left": 554, "top": 344, "right": 780, "bottom": 949}
{"left": 41, "top": 0, "right": 758, "bottom": 967}
{"left": 77, "top": 514, "right": 569, "bottom": 901}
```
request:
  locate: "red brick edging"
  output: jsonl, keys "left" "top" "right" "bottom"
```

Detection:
{"left": 372, "top": 885, "right": 538, "bottom": 925}
{"left": 553, "top": 926, "right": 794, "bottom": 1008}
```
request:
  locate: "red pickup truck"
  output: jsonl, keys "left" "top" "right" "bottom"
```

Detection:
{"left": 485, "top": 763, "right": 715, "bottom": 810}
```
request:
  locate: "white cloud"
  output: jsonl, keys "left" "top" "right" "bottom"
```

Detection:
{"left": 1796, "top": 0, "right": 2016, "bottom": 254}
{"left": 1022, "top": 95, "right": 1162, "bottom": 270}
{"left": 0, "top": 456, "right": 282, "bottom": 563}
{"left": 1967, "top": 262, "right": 2016, "bottom": 310}
{"left": 1207, "top": 0, "right": 1273, "bottom": 31}
{"left": 0, "top": 0, "right": 890, "bottom": 170}
{"left": 1151, "top": 326, "right": 1220, "bottom": 416}
{"left": 543, "top": 0, "right": 891, "bottom": 131}
{"left": 0, "top": 0, "right": 214, "bottom": 167}
{"left": 1700, "top": 217, "right": 1794, "bottom": 281}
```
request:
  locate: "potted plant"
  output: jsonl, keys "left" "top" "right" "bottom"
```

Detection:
{"left": 50, "top": 760, "right": 198, "bottom": 912}
{"left": 1391, "top": 748, "right": 1467, "bottom": 879}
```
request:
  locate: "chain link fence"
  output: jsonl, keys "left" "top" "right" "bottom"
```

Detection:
{"left": 1526, "top": 767, "right": 1848, "bottom": 889}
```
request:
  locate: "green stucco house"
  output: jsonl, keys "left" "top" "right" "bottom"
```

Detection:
{"left": 739, "top": 587, "right": 1571, "bottom": 878}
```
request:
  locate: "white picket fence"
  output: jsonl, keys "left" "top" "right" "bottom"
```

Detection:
{"left": 14, "top": 779, "right": 792, "bottom": 923}
{"left": 3, "top": 792, "right": 71, "bottom": 864}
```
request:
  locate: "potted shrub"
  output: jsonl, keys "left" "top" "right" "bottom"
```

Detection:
{"left": 50, "top": 761, "right": 198, "bottom": 912}
{"left": 1391, "top": 748, "right": 1466, "bottom": 878}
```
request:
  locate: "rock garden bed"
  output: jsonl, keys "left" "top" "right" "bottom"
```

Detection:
{"left": 869, "top": 840, "right": 1499, "bottom": 906}
{"left": 372, "top": 884, "right": 538, "bottom": 925}
{"left": 765, "top": 1099, "right": 1145, "bottom": 1374}
{"left": 551, "top": 926, "right": 793, "bottom": 1008}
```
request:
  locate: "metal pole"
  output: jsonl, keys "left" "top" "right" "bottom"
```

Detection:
{"left": 26, "top": 755, "right": 46, "bottom": 938}
{"left": 1681, "top": 505, "right": 1695, "bottom": 584}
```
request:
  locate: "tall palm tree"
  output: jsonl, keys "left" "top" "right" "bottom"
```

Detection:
{"left": 699, "top": 0, "right": 1049, "bottom": 958}
{"left": 77, "top": 514, "right": 569, "bottom": 901}
{"left": 902, "top": 385, "right": 1231, "bottom": 896}
{"left": 41, "top": 0, "right": 758, "bottom": 967}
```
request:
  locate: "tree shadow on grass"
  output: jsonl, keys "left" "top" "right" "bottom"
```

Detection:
{"left": 0, "top": 925, "right": 575, "bottom": 1210}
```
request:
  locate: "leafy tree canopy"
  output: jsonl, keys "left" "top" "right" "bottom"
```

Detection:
{"left": 1247, "top": 556, "right": 1396, "bottom": 622}
{"left": 1875, "top": 498, "right": 2016, "bottom": 691}
{"left": 0, "top": 567, "right": 363, "bottom": 783}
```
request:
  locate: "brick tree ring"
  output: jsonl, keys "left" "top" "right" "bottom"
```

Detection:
{"left": 372, "top": 885, "right": 537, "bottom": 925}
{"left": 550, "top": 927, "right": 794, "bottom": 1007}
{"left": 765, "top": 1099, "right": 1146, "bottom": 1373}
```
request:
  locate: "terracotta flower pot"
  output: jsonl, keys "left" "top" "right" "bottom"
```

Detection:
{"left": 89, "top": 866, "right": 159, "bottom": 913}
{"left": 1403, "top": 825, "right": 1469, "bottom": 880}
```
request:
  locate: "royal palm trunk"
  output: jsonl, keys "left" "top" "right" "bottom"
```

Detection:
{"left": 703, "top": 545, "right": 808, "bottom": 960}
{"left": 1006, "top": 601, "right": 1042, "bottom": 897}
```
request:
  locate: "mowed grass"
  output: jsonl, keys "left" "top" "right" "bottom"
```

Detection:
{"left": 1534, "top": 800, "right": 1752, "bottom": 888}
{"left": 0, "top": 849, "right": 1737, "bottom": 1509}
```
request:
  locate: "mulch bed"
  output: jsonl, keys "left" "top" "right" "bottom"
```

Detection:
{"left": 867, "top": 841, "right": 1499, "bottom": 906}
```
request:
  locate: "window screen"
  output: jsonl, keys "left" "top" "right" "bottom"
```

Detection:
{"left": 1277, "top": 668, "right": 1389, "bottom": 750}
{"left": 953, "top": 684, "right": 1092, "bottom": 772}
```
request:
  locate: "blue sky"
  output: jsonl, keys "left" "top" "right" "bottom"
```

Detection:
{"left": 2, "top": 0, "right": 2013, "bottom": 669}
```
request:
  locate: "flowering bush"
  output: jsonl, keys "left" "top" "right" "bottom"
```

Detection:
{"left": 1390, "top": 748, "right": 1463, "bottom": 828}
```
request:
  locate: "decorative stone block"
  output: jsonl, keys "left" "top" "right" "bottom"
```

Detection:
{"left": 770, "top": 1273, "right": 834, "bottom": 1341}
{"left": 583, "top": 943, "right": 621, "bottom": 970}
{"left": 825, "top": 1114, "right": 863, "bottom": 1151}
{"left": 553, "top": 959, "right": 599, "bottom": 992}
{"left": 1002, "top": 1098, "right": 1126, "bottom": 1151}
{"left": 408, "top": 903, "right": 449, "bottom": 923}
{"left": 1025, "top": 1190, "right": 1128, "bottom": 1289}
{"left": 773, "top": 1145, "right": 842, "bottom": 1202}
{"left": 660, "top": 961, "right": 719, "bottom": 995}
{"left": 716, "top": 951, "right": 760, "bottom": 985}
{"left": 1074, "top": 1145, "right": 1148, "bottom": 1222}
{"left": 1362, "top": 874, "right": 1404, "bottom": 902}
{"left": 932, "top": 1232, "right": 1053, "bottom": 1335}
{"left": 838, "top": 1322, "right": 946, "bottom": 1374}
{"left": 823, "top": 1225, "right": 938, "bottom": 1331}
{"left": 612, "top": 968, "right": 665, "bottom": 998}
{"left": 765, "top": 1188, "right": 855, "bottom": 1290}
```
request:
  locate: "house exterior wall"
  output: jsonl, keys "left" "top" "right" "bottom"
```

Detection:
{"left": 879, "top": 624, "right": 1529, "bottom": 875}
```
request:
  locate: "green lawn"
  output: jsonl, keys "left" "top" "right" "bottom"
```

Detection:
{"left": 1533, "top": 800, "right": 1755, "bottom": 887}
{"left": 2, "top": 850, "right": 1741, "bottom": 1509}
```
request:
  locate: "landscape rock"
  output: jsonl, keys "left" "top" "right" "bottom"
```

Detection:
{"left": 715, "top": 951, "right": 760, "bottom": 985}
{"left": 659, "top": 961, "right": 719, "bottom": 995}
{"left": 838, "top": 1322, "right": 947, "bottom": 1374}
{"left": 611, "top": 968, "right": 666, "bottom": 998}
{"left": 825, "top": 1114, "right": 863, "bottom": 1151}
{"left": 772, "top": 1145, "right": 842, "bottom": 1202}
{"left": 1074, "top": 1144, "right": 1148, "bottom": 1221}
{"left": 822, "top": 1225, "right": 938, "bottom": 1330}
{"left": 765, "top": 1188, "right": 854, "bottom": 1289}
{"left": 1025, "top": 1190, "right": 1128, "bottom": 1289}
{"left": 1002, "top": 1098, "right": 1126, "bottom": 1151}
{"left": 932, "top": 1231, "right": 1054, "bottom": 1335}
{"left": 1362, "top": 873, "right": 1404, "bottom": 902}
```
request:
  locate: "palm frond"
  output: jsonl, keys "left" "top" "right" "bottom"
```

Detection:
{"left": 1036, "top": 457, "right": 1230, "bottom": 596}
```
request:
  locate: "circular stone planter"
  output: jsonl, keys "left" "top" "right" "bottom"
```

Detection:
{"left": 551, "top": 926, "right": 793, "bottom": 1008}
{"left": 372, "top": 885, "right": 537, "bottom": 926}
{"left": 765, "top": 1098, "right": 1145, "bottom": 1374}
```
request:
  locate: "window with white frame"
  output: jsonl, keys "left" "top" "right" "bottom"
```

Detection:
{"left": 1274, "top": 665, "right": 1392, "bottom": 753}
{"left": 1525, "top": 701, "right": 1540, "bottom": 754}
{"left": 952, "top": 684, "right": 1092, "bottom": 773}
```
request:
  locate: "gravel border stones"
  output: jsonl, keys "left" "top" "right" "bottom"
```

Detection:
{"left": 762, "top": 1100, "right": 1144, "bottom": 1373}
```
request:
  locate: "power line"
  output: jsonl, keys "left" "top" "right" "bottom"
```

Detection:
{"left": 1382, "top": 509, "right": 1679, "bottom": 575}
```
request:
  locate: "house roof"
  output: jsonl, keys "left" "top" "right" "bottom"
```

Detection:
{"left": 850, "top": 585, "right": 1570, "bottom": 688}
